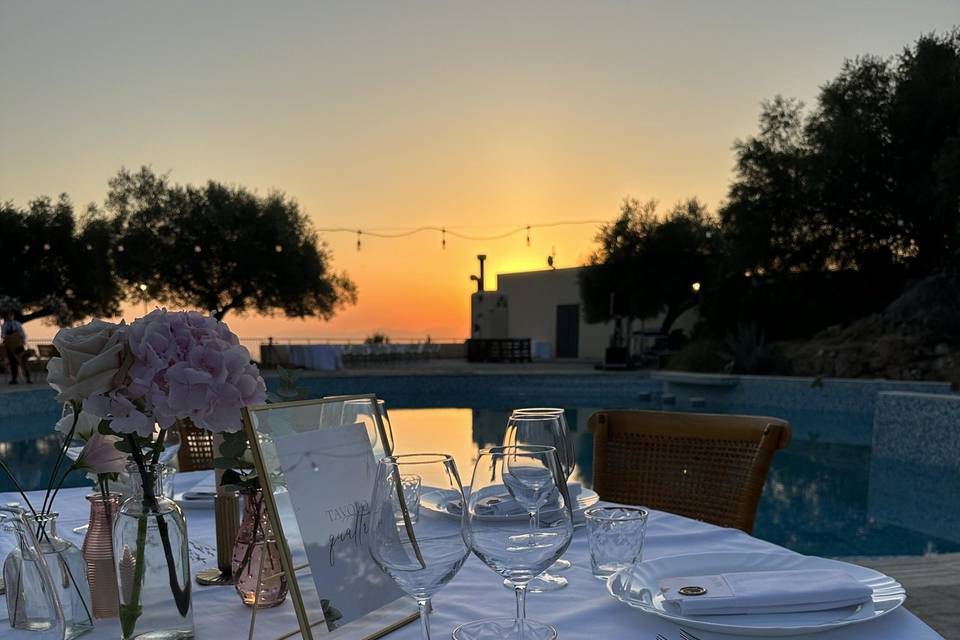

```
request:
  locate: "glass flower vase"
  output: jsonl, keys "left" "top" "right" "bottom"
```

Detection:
{"left": 114, "top": 464, "right": 194, "bottom": 640}
{"left": 231, "top": 487, "right": 287, "bottom": 608}
{"left": 5, "top": 512, "right": 94, "bottom": 640}
{"left": 82, "top": 492, "right": 122, "bottom": 619}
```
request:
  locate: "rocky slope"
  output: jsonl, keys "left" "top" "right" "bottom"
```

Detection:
{"left": 782, "top": 275, "right": 960, "bottom": 383}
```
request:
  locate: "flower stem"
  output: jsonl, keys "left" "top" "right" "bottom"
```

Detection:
{"left": 40, "top": 401, "right": 80, "bottom": 518}
{"left": 151, "top": 427, "right": 168, "bottom": 466}
{"left": 120, "top": 506, "right": 148, "bottom": 639}
{"left": 120, "top": 433, "right": 191, "bottom": 638}
{"left": 0, "top": 458, "right": 37, "bottom": 517}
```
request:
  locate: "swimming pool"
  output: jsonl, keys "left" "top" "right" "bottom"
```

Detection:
{"left": 3, "top": 372, "right": 958, "bottom": 559}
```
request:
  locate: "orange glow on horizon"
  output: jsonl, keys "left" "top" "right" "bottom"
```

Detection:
{"left": 3, "top": 3, "right": 952, "bottom": 342}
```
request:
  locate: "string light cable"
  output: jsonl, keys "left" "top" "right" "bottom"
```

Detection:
{"left": 314, "top": 219, "right": 607, "bottom": 250}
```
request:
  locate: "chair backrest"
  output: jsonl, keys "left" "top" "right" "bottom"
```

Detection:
{"left": 177, "top": 423, "right": 215, "bottom": 472}
{"left": 588, "top": 409, "right": 790, "bottom": 533}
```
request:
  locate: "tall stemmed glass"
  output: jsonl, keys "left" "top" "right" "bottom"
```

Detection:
{"left": 370, "top": 454, "right": 470, "bottom": 640}
{"left": 510, "top": 409, "right": 575, "bottom": 481}
{"left": 504, "top": 409, "right": 575, "bottom": 591}
{"left": 455, "top": 445, "right": 573, "bottom": 640}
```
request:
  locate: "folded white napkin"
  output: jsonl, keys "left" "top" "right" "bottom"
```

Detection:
{"left": 182, "top": 476, "right": 217, "bottom": 501}
{"left": 660, "top": 569, "right": 872, "bottom": 616}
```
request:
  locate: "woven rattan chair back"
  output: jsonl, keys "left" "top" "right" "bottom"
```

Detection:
{"left": 589, "top": 410, "right": 790, "bottom": 533}
{"left": 177, "top": 423, "right": 215, "bottom": 472}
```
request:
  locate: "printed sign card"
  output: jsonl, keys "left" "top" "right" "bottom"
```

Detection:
{"left": 273, "top": 423, "right": 405, "bottom": 630}
{"left": 243, "top": 395, "right": 416, "bottom": 640}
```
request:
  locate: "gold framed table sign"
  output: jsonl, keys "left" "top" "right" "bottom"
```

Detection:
{"left": 242, "top": 394, "right": 418, "bottom": 640}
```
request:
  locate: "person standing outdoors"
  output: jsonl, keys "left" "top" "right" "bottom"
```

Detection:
{"left": 2, "top": 311, "right": 32, "bottom": 384}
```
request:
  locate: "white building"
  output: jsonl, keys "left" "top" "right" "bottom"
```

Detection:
{"left": 471, "top": 266, "right": 698, "bottom": 361}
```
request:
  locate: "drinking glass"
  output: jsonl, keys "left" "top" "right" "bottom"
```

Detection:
{"left": 370, "top": 454, "right": 470, "bottom": 640}
{"left": 503, "top": 409, "right": 575, "bottom": 590}
{"left": 454, "top": 445, "right": 573, "bottom": 640}
{"left": 585, "top": 506, "right": 649, "bottom": 580}
{"left": 341, "top": 398, "right": 394, "bottom": 453}
{"left": 393, "top": 475, "right": 423, "bottom": 525}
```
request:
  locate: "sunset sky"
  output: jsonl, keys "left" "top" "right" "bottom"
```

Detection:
{"left": 2, "top": 1, "right": 956, "bottom": 342}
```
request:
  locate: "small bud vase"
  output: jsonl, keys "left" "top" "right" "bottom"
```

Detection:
{"left": 5, "top": 512, "right": 94, "bottom": 639}
{"left": 82, "top": 492, "right": 122, "bottom": 618}
{"left": 113, "top": 464, "right": 193, "bottom": 640}
{"left": 231, "top": 487, "right": 287, "bottom": 608}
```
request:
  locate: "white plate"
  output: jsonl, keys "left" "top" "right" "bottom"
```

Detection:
{"left": 421, "top": 485, "right": 599, "bottom": 524}
{"left": 607, "top": 551, "right": 906, "bottom": 637}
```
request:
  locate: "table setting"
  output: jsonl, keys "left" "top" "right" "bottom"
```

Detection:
{"left": 0, "top": 470, "right": 938, "bottom": 640}
{"left": 0, "top": 312, "right": 944, "bottom": 640}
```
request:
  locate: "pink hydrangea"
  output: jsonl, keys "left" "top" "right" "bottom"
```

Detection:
{"left": 87, "top": 309, "right": 266, "bottom": 435}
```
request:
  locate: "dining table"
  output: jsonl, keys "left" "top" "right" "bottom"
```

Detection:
{"left": 0, "top": 471, "right": 943, "bottom": 640}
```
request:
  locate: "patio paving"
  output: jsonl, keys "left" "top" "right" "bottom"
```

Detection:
{"left": 846, "top": 553, "right": 960, "bottom": 639}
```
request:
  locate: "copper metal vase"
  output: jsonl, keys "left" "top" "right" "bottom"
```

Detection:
{"left": 81, "top": 492, "right": 121, "bottom": 618}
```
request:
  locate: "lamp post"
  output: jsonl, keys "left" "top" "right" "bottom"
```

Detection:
{"left": 137, "top": 283, "right": 148, "bottom": 314}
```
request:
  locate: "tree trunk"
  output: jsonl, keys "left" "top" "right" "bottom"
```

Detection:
{"left": 18, "top": 308, "right": 51, "bottom": 323}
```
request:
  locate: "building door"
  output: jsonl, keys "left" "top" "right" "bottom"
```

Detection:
{"left": 555, "top": 304, "right": 580, "bottom": 358}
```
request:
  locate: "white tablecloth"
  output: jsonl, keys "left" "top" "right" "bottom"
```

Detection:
{"left": 1, "top": 472, "right": 942, "bottom": 640}
{"left": 287, "top": 345, "right": 342, "bottom": 371}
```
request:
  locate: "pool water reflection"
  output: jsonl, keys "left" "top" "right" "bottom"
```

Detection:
{"left": 5, "top": 404, "right": 960, "bottom": 559}
{"left": 389, "top": 407, "right": 960, "bottom": 558}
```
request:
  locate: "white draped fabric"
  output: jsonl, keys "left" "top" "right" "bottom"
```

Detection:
{"left": 287, "top": 345, "right": 342, "bottom": 371}
{"left": 0, "top": 472, "right": 941, "bottom": 640}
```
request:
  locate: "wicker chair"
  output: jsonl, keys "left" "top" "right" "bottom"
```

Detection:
{"left": 588, "top": 410, "right": 790, "bottom": 533}
{"left": 176, "top": 423, "right": 216, "bottom": 472}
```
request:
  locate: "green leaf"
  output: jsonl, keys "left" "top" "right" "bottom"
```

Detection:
{"left": 97, "top": 420, "right": 114, "bottom": 436}
{"left": 220, "top": 468, "right": 242, "bottom": 487}
{"left": 218, "top": 431, "right": 248, "bottom": 459}
{"left": 119, "top": 602, "right": 142, "bottom": 639}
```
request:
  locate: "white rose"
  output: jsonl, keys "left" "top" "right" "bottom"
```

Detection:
{"left": 46, "top": 319, "right": 127, "bottom": 402}
{"left": 55, "top": 409, "right": 103, "bottom": 442}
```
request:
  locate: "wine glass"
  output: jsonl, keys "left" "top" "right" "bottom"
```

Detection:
{"left": 370, "top": 454, "right": 470, "bottom": 640}
{"left": 454, "top": 445, "right": 573, "bottom": 640}
{"left": 510, "top": 408, "right": 575, "bottom": 480}
{"left": 503, "top": 409, "right": 575, "bottom": 590}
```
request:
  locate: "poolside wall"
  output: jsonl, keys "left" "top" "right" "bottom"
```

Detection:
{"left": 292, "top": 374, "right": 664, "bottom": 410}
{"left": 2, "top": 372, "right": 954, "bottom": 448}
{"left": 868, "top": 391, "right": 960, "bottom": 544}
{"left": 654, "top": 372, "right": 954, "bottom": 445}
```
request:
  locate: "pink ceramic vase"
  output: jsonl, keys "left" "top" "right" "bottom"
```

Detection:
{"left": 81, "top": 492, "right": 122, "bottom": 618}
{"left": 231, "top": 487, "right": 287, "bottom": 608}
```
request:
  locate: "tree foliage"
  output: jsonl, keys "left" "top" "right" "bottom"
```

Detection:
{"left": 583, "top": 31, "right": 960, "bottom": 345}
{"left": 108, "top": 167, "right": 356, "bottom": 320}
{"left": 579, "top": 197, "right": 718, "bottom": 336}
{"left": 0, "top": 195, "right": 121, "bottom": 325}
{"left": 721, "top": 30, "right": 960, "bottom": 278}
